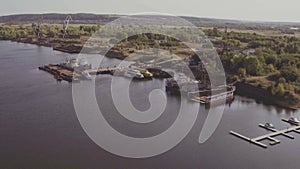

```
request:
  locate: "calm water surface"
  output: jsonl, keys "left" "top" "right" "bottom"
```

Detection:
{"left": 0, "top": 41, "right": 300, "bottom": 169}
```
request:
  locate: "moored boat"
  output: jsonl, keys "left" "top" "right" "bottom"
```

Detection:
{"left": 288, "top": 117, "right": 300, "bottom": 125}
{"left": 264, "top": 123, "right": 275, "bottom": 129}
{"left": 81, "top": 70, "right": 92, "bottom": 80}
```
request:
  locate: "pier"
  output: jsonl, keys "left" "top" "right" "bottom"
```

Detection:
{"left": 230, "top": 120, "right": 300, "bottom": 148}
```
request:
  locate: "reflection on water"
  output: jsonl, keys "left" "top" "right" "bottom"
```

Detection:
{"left": 0, "top": 41, "right": 300, "bottom": 169}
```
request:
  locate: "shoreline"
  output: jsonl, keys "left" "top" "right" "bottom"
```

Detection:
{"left": 1, "top": 39, "right": 299, "bottom": 110}
{"left": 3, "top": 37, "right": 128, "bottom": 60}
{"left": 2, "top": 37, "right": 84, "bottom": 54}
{"left": 235, "top": 82, "right": 300, "bottom": 111}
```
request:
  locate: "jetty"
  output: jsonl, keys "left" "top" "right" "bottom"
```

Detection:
{"left": 230, "top": 120, "right": 300, "bottom": 148}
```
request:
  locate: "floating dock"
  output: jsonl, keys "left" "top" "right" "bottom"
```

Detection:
{"left": 282, "top": 118, "right": 300, "bottom": 126}
{"left": 230, "top": 120, "right": 300, "bottom": 148}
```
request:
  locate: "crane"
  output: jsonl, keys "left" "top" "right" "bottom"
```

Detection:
{"left": 62, "top": 15, "right": 72, "bottom": 38}
{"left": 33, "top": 15, "right": 43, "bottom": 39}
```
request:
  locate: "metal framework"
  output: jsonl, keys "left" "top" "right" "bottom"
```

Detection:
{"left": 34, "top": 15, "right": 43, "bottom": 39}
{"left": 62, "top": 15, "right": 72, "bottom": 38}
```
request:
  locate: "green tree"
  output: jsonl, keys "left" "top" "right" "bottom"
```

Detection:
{"left": 244, "top": 56, "right": 263, "bottom": 76}
{"left": 275, "top": 83, "right": 285, "bottom": 96}
{"left": 265, "top": 55, "right": 277, "bottom": 65}
{"left": 280, "top": 66, "right": 300, "bottom": 82}
{"left": 238, "top": 68, "right": 247, "bottom": 78}
{"left": 212, "top": 27, "right": 219, "bottom": 36}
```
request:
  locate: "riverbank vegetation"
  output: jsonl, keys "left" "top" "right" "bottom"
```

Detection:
{"left": 204, "top": 28, "right": 300, "bottom": 108}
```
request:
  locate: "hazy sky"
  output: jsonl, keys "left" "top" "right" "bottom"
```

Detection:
{"left": 1, "top": 0, "right": 299, "bottom": 22}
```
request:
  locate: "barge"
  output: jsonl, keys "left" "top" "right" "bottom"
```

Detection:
{"left": 38, "top": 58, "right": 92, "bottom": 82}
{"left": 147, "top": 68, "right": 173, "bottom": 79}
{"left": 38, "top": 64, "right": 80, "bottom": 82}
{"left": 188, "top": 86, "right": 236, "bottom": 105}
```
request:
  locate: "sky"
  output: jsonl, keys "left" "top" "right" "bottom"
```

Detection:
{"left": 0, "top": 0, "right": 299, "bottom": 22}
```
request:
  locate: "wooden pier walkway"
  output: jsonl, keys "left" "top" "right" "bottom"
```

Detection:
{"left": 230, "top": 120, "right": 300, "bottom": 148}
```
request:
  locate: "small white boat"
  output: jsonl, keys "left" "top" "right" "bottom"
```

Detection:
{"left": 140, "top": 70, "right": 153, "bottom": 78}
{"left": 81, "top": 70, "right": 92, "bottom": 80}
{"left": 288, "top": 117, "right": 300, "bottom": 125}
{"left": 264, "top": 123, "right": 275, "bottom": 129}
{"left": 123, "top": 69, "right": 144, "bottom": 79}
{"left": 65, "top": 58, "right": 79, "bottom": 69}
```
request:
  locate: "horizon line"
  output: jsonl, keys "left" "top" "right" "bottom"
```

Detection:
{"left": 1, "top": 12, "right": 300, "bottom": 24}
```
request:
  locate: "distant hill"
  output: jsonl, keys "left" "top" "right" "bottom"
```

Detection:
{"left": 0, "top": 13, "right": 120, "bottom": 24}
{"left": 0, "top": 13, "right": 299, "bottom": 29}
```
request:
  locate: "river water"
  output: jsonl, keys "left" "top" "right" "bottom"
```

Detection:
{"left": 0, "top": 41, "right": 300, "bottom": 169}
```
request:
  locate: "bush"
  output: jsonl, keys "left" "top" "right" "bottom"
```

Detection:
{"left": 275, "top": 83, "right": 285, "bottom": 96}
{"left": 238, "top": 68, "right": 247, "bottom": 78}
{"left": 280, "top": 66, "right": 300, "bottom": 82}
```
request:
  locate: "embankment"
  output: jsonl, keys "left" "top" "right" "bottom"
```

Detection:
{"left": 235, "top": 82, "right": 300, "bottom": 110}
